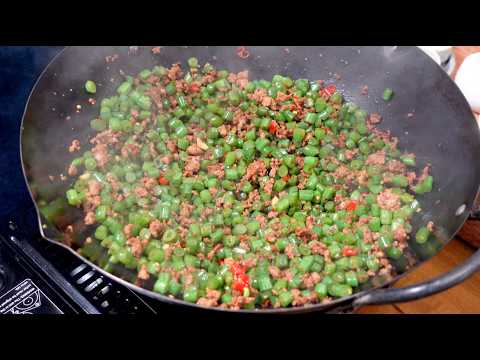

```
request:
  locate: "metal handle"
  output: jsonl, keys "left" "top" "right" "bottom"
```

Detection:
{"left": 353, "top": 248, "right": 480, "bottom": 307}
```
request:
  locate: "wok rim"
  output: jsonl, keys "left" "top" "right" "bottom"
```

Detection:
{"left": 18, "top": 45, "right": 479, "bottom": 314}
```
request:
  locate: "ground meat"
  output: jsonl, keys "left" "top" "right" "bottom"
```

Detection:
{"left": 356, "top": 170, "right": 369, "bottom": 186}
{"left": 197, "top": 298, "right": 218, "bottom": 307}
{"left": 305, "top": 216, "right": 315, "bottom": 230}
{"left": 333, "top": 165, "right": 352, "bottom": 179}
{"left": 276, "top": 91, "right": 291, "bottom": 102}
{"left": 200, "top": 207, "right": 214, "bottom": 220}
{"left": 218, "top": 125, "right": 228, "bottom": 137}
{"left": 184, "top": 156, "right": 201, "bottom": 176}
{"left": 309, "top": 240, "right": 327, "bottom": 255}
{"left": 166, "top": 140, "right": 177, "bottom": 154}
{"left": 291, "top": 289, "right": 309, "bottom": 306}
{"left": 83, "top": 194, "right": 101, "bottom": 213}
{"left": 167, "top": 63, "right": 182, "bottom": 80}
{"left": 106, "top": 173, "right": 120, "bottom": 192}
{"left": 242, "top": 190, "right": 260, "bottom": 213}
{"left": 67, "top": 164, "right": 78, "bottom": 177}
{"left": 302, "top": 272, "right": 321, "bottom": 288}
{"left": 127, "top": 237, "right": 144, "bottom": 258}
{"left": 417, "top": 165, "right": 431, "bottom": 184}
{"left": 140, "top": 176, "right": 157, "bottom": 190}
{"left": 265, "top": 230, "right": 278, "bottom": 243}
{"left": 241, "top": 257, "right": 257, "bottom": 269}
{"left": 368, "top": 112, "right": 382, "bottom": 125}
{"left": 236, "top": 47, "right": 250, "bottom": 59}
{"left": 250, "top": 88, "right": 268, "bottom": 104}
{"left": 387, "top": 159, "right": 406, "bottom": 173}
{"left": 91, "top": 144, "right": 109, "bottom": 167}
{"left": 134, "top": 187, "right": 149, "bottom": 198}
{"left": 123, "top": 224, "right": 134, "bottom": 238}
{"left": 295, "top": 227, "right": 318, "bottom": 242}
{"left": 285, "top": 244, "right": 296, "bottom": 259}
{"left": 227, "top": 296, "right": 256, "bottom": 310}
{"left": 177, "top": 202, "right": 193, "bottom": 222}
{"left": 267, "top": 210, "right": 277, "bottom": 219}
{"left": 149, "top": 220, "right": 165, "bottom": 237}
{"left": 365, "top": 150, "right": 386, "bottom": 166}
{"left": 84, "top": 212, "right": 95, "bottom": 225}
{"left": 269, "top": 158, "right": 281, "bottom": 177}
{"left": 345, "top": 149, "right": 358, "bottom": 160}
{"left": 243, "top": 160, "right": 267, "bottom": 182}
{"left": 235, "top": 70, "right": 249, "bottom": 89}
{"left": 263, "top": 178, "right": 274, "bottom": 195}
{"left": 186, "top": 143, "right": 204, "bottom": 156}
{"left": 269, "top": 266, "right": 282, "bottom": 279}
{"left": 393, "top": 225, "right": 408, "bottom": 242}
{"left": 121, "top": 143, "right": 141, "bottom": 158}
{"left": 137, "top": 265, "right": 150, "bottom": 281}
{"left": 261, "top": 96, "right": 273, "bottom": 107}
{"left": 90, "top": 129, "right": 120, "bottom": 146}
{"left": 255, "top": 215, "right": 267, "bottom": 228}
{"left": 363, "top": 228, "right": 373, "bottom": 243}
{"left": 68, "top": 139, "right": 81, "bottom": 153}
{"left": 206, "top": 289, "right": 221, "bottom": 302}
{"left": 87, "top": 180, "right": 102, "bottom": 196}
{"left": 377, "top": 189, "right": 401, "bottom": 210}
{"left": 207, "top": 244, "right": 223, "bottom": 260}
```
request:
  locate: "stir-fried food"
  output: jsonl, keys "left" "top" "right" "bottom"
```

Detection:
{"left": 66, "top": 59, "right": 433, "bottom": 309}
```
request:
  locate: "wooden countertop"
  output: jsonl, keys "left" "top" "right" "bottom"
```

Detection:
{"left": 358, "top": 46, "right": 480, "bottom": 314}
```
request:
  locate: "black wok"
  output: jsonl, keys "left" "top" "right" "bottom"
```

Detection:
{"left": 20, "top": 46, "right": 480, "bottom": 313}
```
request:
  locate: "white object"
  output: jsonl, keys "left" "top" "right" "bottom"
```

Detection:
{"left": 429, "top": 46, "right": 453, "bottom": 64}
{"left": 455, "top": 52, "right": 480, "bottom": 113}
{"left": 417, "top": 46, "right": 441, "bottom": 65}
{"left": 417, "top": 46, "right": 455, "bottom": 75}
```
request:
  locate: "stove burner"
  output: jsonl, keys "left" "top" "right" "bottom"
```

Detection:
{"left": 0, "top": 267, "right": 6, "bottom": 292}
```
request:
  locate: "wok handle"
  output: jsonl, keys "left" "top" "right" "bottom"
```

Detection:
{"left": 352, "top": 248, "right": 480, "bottom": 307}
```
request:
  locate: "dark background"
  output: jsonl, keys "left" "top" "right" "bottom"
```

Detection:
{"left": 0, "top": 46, "right": 63, "bottom": 218}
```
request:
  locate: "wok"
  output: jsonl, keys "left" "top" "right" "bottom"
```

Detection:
{"left": 20, "top": 46, "right": 480, "bottom": 313}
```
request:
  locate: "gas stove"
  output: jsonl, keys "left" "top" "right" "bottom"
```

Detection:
{"left": 0, "top": 46, "right": 356, "bottom": 315}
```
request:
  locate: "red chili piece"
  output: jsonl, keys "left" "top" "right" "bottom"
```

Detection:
{"left": 268, "top": 120, "right": 278, "bottom": 134}
{"left": 158, "top": 176, "right": 169, "bottom": 186}
{"left": 228, "top": 261, "right": 250, "bottom": 292}
{"left": 342, "top": 247, "right": 358, "bottom": 257}
{"left": 345, "top": 200, "right": 357, "bottom": 212}
{"left": 322, "top": 84, "right": 337, "bottom": 97}
{"left": 189, "top": 82, "right": 200, "bottom": 93}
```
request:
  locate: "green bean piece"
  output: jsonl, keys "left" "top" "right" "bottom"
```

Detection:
{"left": 415, "top": 226, "right": 430, "bottom": 244}
{"left": 382, "top": 88, "right": 394, "bottom": 101}
{"left": 85, "top": 80, "right": 97, "bottom": 94}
